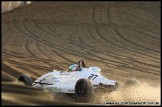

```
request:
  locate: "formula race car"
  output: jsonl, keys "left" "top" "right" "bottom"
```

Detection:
{"left": 18, "top": 60, "right": 118, "bottom": 102}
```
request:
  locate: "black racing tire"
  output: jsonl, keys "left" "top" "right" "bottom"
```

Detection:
{"left": 74, "top": 78, "right": 93, "bottom": 102}
{"left": 18, "top": 74, "right": 32, "bottom": 86}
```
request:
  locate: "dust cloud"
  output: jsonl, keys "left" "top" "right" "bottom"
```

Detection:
{"left": 92, "top": 79, "right": 160, "bottom": 105}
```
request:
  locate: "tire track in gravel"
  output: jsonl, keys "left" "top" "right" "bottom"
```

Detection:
{"left": 94, "top": 27, "right": 160, "bottom": 73}
{"left": 94, "top": 26, "right": 159, "bottom": 60}
{"left": 7, "top": 17, "right": 65, "bottom": 76}
{"left": 121, "top": 7, "right": 158, "bottom": 26}
{"left": 2, "top": 50, "right": 52, "bottom": 69}
{"left": 90, "top": 6, "right": 160, "bottom": 72}
{"left": 66, "top": 19, "right": 160, "bottom": 73}
{"left": 134, "top": 29, "right": 160, "bottom": 40}
{"left": 25, "top": 39, "right": 39, "bottom": 58}
{"left": 25, "top": 20, "right": 83, "bottom": 64}
{"left": 3, "top": 58, "right": 53, "bottom": 72}
{"left": 133, "top": 6, "right": 160, "bottom": 17}
{"left": 30, "top": 12, "right": 126, "bottom": 66}
{"left": 105, "top": 3, "right": 159, "bottom": 56}
{"left": 88, "top": 26, "right": 160, "bottom": 68}
{"left": 22, "top": 22, "right": 76, "bottom": 64}
{"left": 21, "top": 20, "right": 101, "bottom": 66}
{"left": 86, "top": 28, "right": 159, "bottom": 73}
{"left": 12, "top": 5, "right": 153, "bottom": 67}
{"left": 114, "top": 29, "right": 160, "bottom": 53}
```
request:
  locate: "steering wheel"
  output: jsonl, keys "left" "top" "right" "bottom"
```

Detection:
{"left": 77, "top": 60, "right": 86, "bottom": 71}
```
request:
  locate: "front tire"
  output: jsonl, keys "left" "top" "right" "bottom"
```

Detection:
{"left": 18, "top": 74, "right": 32, "bottom": 86}
{"left": 74, "top": 78, "right": 93, "bottom": 102}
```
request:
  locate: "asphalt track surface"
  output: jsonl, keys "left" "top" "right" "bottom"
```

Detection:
{"left": 1, "top": 1, "right": 161, "bottom": 105}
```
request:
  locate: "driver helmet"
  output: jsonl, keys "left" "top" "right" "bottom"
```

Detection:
{"left": 69, "top": 64, "right": 78, "bottom": 72}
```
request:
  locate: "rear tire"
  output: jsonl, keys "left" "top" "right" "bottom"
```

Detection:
{"left": 18, "top": 74, "right": 32, "bottom": 86}
{"left": 74, "top": 78, "right": 93, "bottom": 102}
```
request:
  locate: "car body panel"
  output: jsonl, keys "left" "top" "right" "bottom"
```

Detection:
{"left": 32, "top": 67, "right": 117, "bottom": 93}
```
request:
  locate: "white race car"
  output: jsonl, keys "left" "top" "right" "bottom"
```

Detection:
{"left": 18, "top": 60, "right": 118, "bottom": 102}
